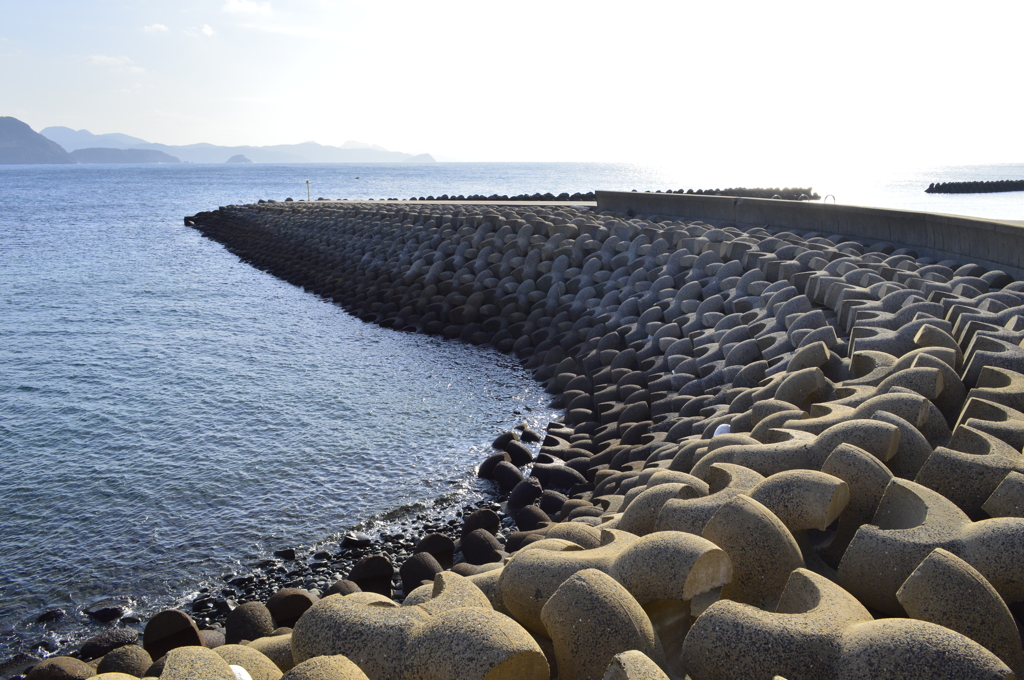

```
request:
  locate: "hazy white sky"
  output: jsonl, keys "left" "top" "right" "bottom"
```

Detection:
{"left": 1, "top": 0, "right": 1021, "bottom": 171}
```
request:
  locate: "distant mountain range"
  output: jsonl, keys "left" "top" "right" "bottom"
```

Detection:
{"left": 70, "top": 148, "right": 182, "bottom": 164}
{"left": 40, "top": 125, "right": 435, "bottom": 164}
{"left": 0, "top": 116, "right": 436, "bottom": 165}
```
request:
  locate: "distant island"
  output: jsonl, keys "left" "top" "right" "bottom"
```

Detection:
{"left": 70, "top": 148, "right": 181, "bottom": 164}
{"left": 0, "top": 116, "right": 75, "bottom": 164}
{"left": 226, "top": 154, "right": 253, "bottom": 164}
{"left": 40, "top": 124, "right": 436, "bottom": 164}
{"left": 926, "top": 180, "right": 1024, "bottom": 194}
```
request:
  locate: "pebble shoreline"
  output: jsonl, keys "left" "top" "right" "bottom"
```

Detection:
{"left": 11, "top": 197, "right": 1024, "bottom": 679}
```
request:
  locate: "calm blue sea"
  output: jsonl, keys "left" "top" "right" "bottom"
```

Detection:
{"left": 0, "top": 161, "right": 1022, "bottom": 665}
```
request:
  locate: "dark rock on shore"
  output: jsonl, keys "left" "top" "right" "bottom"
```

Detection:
{"left": 341, "top": 532, "right": 371, "bottom": 549}
{"left": 403, "top": 191, "right": 595, "bottom": 202}
{"left": 0, "top": 653, "right": 41, "bottom": 679}
{"left": 78, "top": 627, "right": 138, "bottom": 659}
{"left": 460, "top": 509, "right": 500, "bottom": 536}
{"left": 35, "top": 610, "right": 65, "bottom": 624}
{"left": 515, "top": 505, "right": 550, "bottom": 531}
{"left": 504, "top": 440, "right": 535, "bottom": 466}
{"left": 81, "top": 599, "right": 129, "bottom": 623}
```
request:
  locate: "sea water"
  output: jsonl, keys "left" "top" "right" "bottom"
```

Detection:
{"left": 0, "top": 161, "right": 1021, "bottom": 665}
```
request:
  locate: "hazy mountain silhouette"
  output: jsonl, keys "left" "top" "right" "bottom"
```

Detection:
{"left": 70, "top": 148, "right": 181, "bottom": 164}
{"left": 1, "top": 117, "right": 75, "bottom": 164}
{"left": 41, "top": 126, "right": 149, "bottom": 152}
{"left": 41, "top": 126, "right": 434, "bottom": 164}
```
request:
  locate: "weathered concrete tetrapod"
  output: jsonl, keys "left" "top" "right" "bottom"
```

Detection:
{"left": 497, "top": 529, "right": 730, "bottom": 638}
{"left": 681, "top": 568, "right": 1013, "bottom": 680}
{"left": 837, "top": 478, "right": 1024, "bottom": 615}
{"left": 896, "top": 547, "right": 1024, "bottom": 677}
{"left": 540, "top": 569, "right": 663, "bottom": 680}
{"left": 291, "top": 572, "right": 547, "bottom": 680}
{"left": 701, "top": 495, "right": 804, "bottom": 609}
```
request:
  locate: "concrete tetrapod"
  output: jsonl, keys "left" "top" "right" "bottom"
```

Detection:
{"left": 746, "top": 469, "right": 850, "bottom": 534}
{"left": 896, "top": 548, "right": 1024, "bottom": 677}
{"left": 983, "top": 471, "right": 1024, "bottom": 518}
{"left": 215, "top": 644, "right": 284, "bottom": 680}
{"left": 700, "top": 495, "right": 804, "bottom": 609}
{"left": 689, "top": 419, "right": 900, "bottom": 479}
{"left": 602, "top": 651, "right": 670, "bottom": 680}
{"left": 24, "top": 657, "right": 95, "bottom": 679}
{"left": 681, "top": 568, "right": 873, "bottom": 680}
{"left": 681, "top": 568, "right": 1013, "bottom": 680}
{"left": 496, "top": 529, "right": 730, "bottom": 638}
{"left": 967, "top": 365, "right": 1024, "bottom": 415}
{"left": 246, "top": 633, "right": 295, "bottom": 672}
{"left": 835, "top": 619, "right": 1012, "bottom": 680}
{"left": 96, "top": 645, "right": 152, "bottom": 677}
{"left": 615, "top": 464, "right": 847, "bottom": 565}
{"left": 142, "top": 609, "right": 205, "bottom": 661}
{"left": 819, "top": 443, "right": 894, "bottom": 566}
{"left": 279, "top": 655, "right": 370, "bottom": 680}
{"left": 615, "top": 482, "right": 705, "bottom": 536}
{"left": 540, "top": 569, "right": 663, "bottom": 680}
{"left": 956, "top": 397, "right": 1024, "bottom": 453}
{"left": 290, "top": 573, "right": 547, "bottom": 680}
{"left": 915, "top": 423, "right": 1024, "bottom": 518}
{"left": 837, "top": 478, "right": 1024, "bottom": 615}
{"left": 161, "top": 646, "right": 237, "bottom": 680}
{"left": 654, "top": 463, "right": 765, "bottom": 535}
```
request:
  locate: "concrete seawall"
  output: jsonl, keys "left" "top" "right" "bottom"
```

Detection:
{"left": 167, "top": 199, "right": 1024, "bottom": 680}
{"left": 596, "top": 190, "right": 1024, "bottom": 279}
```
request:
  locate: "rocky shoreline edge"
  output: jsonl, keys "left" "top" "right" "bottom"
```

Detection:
{"left": 1, "top": 447, "right": 551, "bottom": 678}
{"left": 10, "top": 197, "right": 1024, "bottom": 679}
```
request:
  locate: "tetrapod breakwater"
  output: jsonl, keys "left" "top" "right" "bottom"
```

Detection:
{"left": 18, "top": 196, "right": 1024, "bottom": 679}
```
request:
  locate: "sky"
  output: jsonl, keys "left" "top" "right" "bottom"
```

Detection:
{"left": 1, "top": 0, "right": 1022, "bottom": 173}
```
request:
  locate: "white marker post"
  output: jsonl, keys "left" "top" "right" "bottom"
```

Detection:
{"left": 306, "top": 180, "right": 311, "bottom": 201}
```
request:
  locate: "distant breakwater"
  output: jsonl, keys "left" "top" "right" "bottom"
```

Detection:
{"left": 104, "top": 198, "right": 1024, "bottom": 680}
{"left": 272, "top": 187, "right": 818, "bottom": 204}
{"left": 658, "top": 187, "right": 820, "bottom": 200}
{"left": 926, "top": 179, "right": 1024, "bottom": 194}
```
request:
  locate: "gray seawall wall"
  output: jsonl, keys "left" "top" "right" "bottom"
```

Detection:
{"left": 596, "top": 190, "right": 1024, "bottom": 279}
